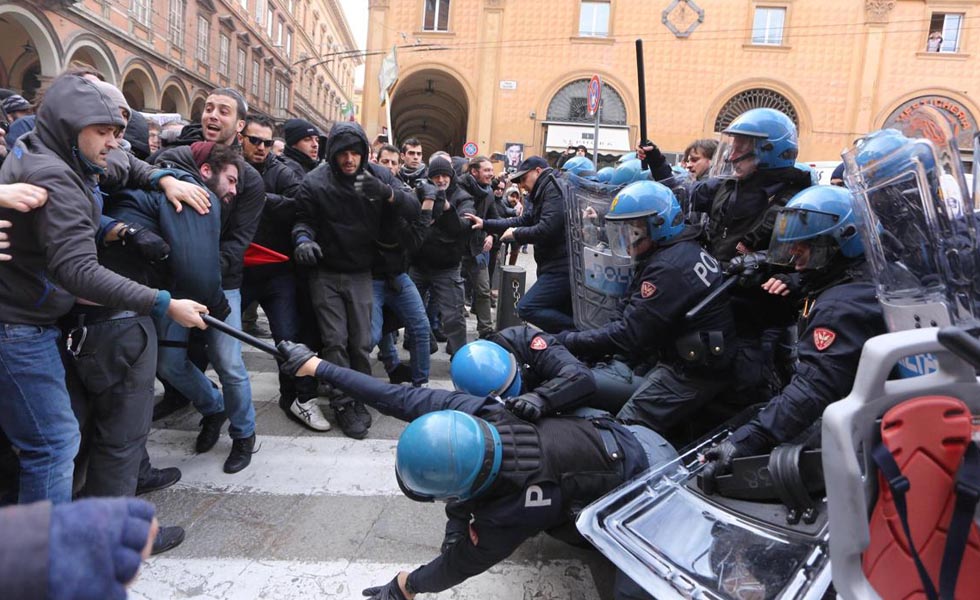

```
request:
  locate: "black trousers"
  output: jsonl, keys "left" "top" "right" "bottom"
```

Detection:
{"left": 63, "top": 314, "right": 157, "bottom": 498}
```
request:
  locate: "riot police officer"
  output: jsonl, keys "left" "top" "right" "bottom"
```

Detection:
{"left": 275, "top": 339, "right": 675, "bottom": 600}
{"left": 557, "top": 181, "right": 737, "bottom": 439}
{"left": 690, "top": 108, "right": 812, "bottom": 263}
{"left": 449, "top": 325, "right": 596, "bottom": 421}
{"left": 701, "top": 185, "right": 887, "bottom": 489}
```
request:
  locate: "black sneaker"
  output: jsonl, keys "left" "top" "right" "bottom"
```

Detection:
{"left": 151, "top": 525, "right": 186, "bottom": 555}
{"left": 430, "top": 338, "right": 439, "bottom": 354}
{"left": 432, "top": 328, "right": 448, "bottom": 343}
{"left": 136, "top": 467, "right": 182, "bottom": 496}
{"left": 353, "top": 401, "right": 373, "bottom": 428}
{"left": 334, "top": 404, "right": 368, "bottom": 439}
{"left": 196, "top": 412, "right": 226, "bottom": 453}
{"left": 387, "top": 363, "right": 413, "bottom": 385}
{"left": 223, "top": 434, "right": 256, "bottom": 474}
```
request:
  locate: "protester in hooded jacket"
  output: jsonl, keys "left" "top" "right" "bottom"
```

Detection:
{"left": 451, "top": 156, "right": 499, "bottom": 338}
{"left": 0, "top": 74, "right": 206, "bottom": 506}
{"left": 291, "top": 120, "right": 419, "bottom": 439}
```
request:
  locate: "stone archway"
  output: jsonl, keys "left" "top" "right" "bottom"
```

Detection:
{"left": 190, "top": 95, "right": 207, "bottom": 122}
{"left": 391, "top": 69, "right": 469, "bottom": 155}
{"left": 160, "top": 80, "right": 190, "bottom": 117}
{"left": 0, "top": 4, "right": 62, "bottom": 98}
{"left": 121, "top": 64, "right": 159, "bottom": 111}
{"left": 64, "top": 36, "right": 119, "bottom": 85}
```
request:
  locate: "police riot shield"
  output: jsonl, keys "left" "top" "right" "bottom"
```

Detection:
{"left": 577, "top": 435, "right": 832, "bottom": 600}
{"left": 564, "top": 172, "right": 633, "bottom": 330}
{"left": 843, "top": 106, "right": 979, "bottom": 337}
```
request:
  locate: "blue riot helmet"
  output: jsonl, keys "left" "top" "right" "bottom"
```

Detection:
{"left": 450, "top": 339, "right": 522, "bottom": 398}
{"left": 610, "top": 158, "right": 643, "bottom": 186}
{"left": 617, "top": 151, "right": 637, "bottom": 164}
{"left": 562, "top": 155, "right": 595, "bottom": 176}
{"left": 596, "top": 166, "right": 615, "bottom": 183}
{"left": 795, "top": 162, "right": 820, "bottom": 185}
{"left": 605, "top": 181, "right": 684, "bottom": 258}
{"left": 395, "top": 410, "right": 503, "bottom": 502}
{"left": 710, "top": 108, "right": 798, "bottom": 179}
{"left": 767, "top": 185, "right": 863, "bottom": 271}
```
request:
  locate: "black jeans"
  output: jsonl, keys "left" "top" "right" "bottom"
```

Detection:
{"left": 243, "top": 268, "right": 317, "bottom": 405}
{"left": 63, "top": 314, "right": 157, "bottom": 498}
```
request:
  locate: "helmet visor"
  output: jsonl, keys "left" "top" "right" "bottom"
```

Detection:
{"left": 768, "top": 207, "right": 842, "bottom": 270}
{"left": 709, "top": 133, "right": 759, "bottom": 180}
{"left": 606, "top": 219, "right": 649, "bottom": 259}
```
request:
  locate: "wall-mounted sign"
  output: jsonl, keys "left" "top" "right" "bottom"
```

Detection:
{"left": 883, "top": 95, "right": 977, "bottom": 150}
{"left": 499, "top": 80, "right": 518, "bottom": 90}
{"left": 544, "top": 124, "right": 631, "bottom": 153}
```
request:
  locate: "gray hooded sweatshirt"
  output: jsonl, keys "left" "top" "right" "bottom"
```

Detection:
{"left": 0, "top": 75, "right": 162, "bottom": 325}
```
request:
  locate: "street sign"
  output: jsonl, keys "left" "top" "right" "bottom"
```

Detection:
{"left": 463, "top": 141, "right": 479, "bottom": 157}
{"left": 587, "top": 75, "right": 602, "bottom": 117}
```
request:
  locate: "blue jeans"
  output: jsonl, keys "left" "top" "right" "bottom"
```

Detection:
{"left": 517, "top": 270, "right": 575, "bottom": 333}
{"left": 155, "top": 289, "right": 255, "bottom": 439}
{"left": 371, "top": 274, "right": 430, "bottom": 385}
{"left": 0, "top": 323, "right": 80, "bottom": 504}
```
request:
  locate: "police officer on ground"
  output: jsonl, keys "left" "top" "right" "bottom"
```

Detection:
{"left": 449, "top": 325, "right": 597, "bottom": 421}
{"left": 701, "top": 185, "right": 887, "bottom": 489}
{"left": 274, "top": 337, "right": 677, "bottom": 600}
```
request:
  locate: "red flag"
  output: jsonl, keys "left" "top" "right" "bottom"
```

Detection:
{"left": 244, "top": 243, "right": 289, "bottom": 267}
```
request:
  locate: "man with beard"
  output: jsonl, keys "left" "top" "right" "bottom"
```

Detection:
{"left": 454, "top": 156, "right": 498, "bottom": 339}
{"left": 151, "top": 88, "right": 264, "bottom": 473}
{"left": 280, "top": 118, "right": 321, "bottom": 178}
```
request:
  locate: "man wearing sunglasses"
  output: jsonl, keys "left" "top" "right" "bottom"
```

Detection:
{"left": 239, "top": 115, "right": 330, "bottom": 432}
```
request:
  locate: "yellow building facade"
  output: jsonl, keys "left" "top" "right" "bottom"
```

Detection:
{"left": 1, "top": 0, "right": 359, "bottom": 130}
{"left": 362, "top": 0, "right": 980, "bottom": 166}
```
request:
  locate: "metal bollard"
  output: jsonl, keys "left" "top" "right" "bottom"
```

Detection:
{"left": 496, "top": 265, "right": 526, "bottom": 331}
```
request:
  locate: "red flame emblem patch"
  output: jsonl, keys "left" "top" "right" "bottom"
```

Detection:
{"left": 641, "top": 281, "right": 657, "bottom": 298}
{"left": 530, "top": 336, "right": 548, "bottom": 351}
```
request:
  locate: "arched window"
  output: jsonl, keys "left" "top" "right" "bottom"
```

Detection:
{"left": 546, "top": 79, "right": 627, "bottom": 125}
{"left": 714, "top": 88, "right": 798, "bottom": 132}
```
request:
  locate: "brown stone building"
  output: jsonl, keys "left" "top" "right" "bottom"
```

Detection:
{"left": 0, "top": 0, "right": 359, "bottom": 129}
{"left": 362, "top": 0, "right": 980, "bottom": 167}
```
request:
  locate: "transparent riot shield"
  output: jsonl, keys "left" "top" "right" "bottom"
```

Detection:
{"left": 577, "top": 435, "right": 832, "bottom": 600}
{"left": 844, "top": 106, "right": 980, "bottom": 334}
{"left": 564, "top": 172, "right": 633, "bottom": 330}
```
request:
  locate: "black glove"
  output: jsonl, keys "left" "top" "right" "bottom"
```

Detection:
{"left": 294, "top": 240, "right": 323, "bottom": 266}
{"left": 276, "top": 340, "right": 316, "bottom": 377}
{"left": 362, "top": 576, "right": 408, "bottom": 600}
{"left": 638, "top": 140, "right": 665, "bottom": 169}
{"left": 120, "top": 223, "right": 170, "bottom": 263}
{"left": 415, "top": 180, "right": 437, "bottom": 203}
{"left": 208, "top": 294, "right": 231, "bottom": 322}
{"left": 726, "top": 251, "right": 768, "bottom": 288}
{"left": 553, "top": 330, "right": 571, "bottom": 347}
{"left": 700, "top": 439, "right": 743, "bottom": 495}
{"left": 505, "top": 392, "right": 549, "bottom": 422}
{"left": 355, "top": 170, "right": 393, "bottom": 203}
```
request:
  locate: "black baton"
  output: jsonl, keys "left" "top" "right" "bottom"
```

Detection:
{"left": 685, "top": 276, "right": 739, "bottom": 320}
{"left": 201, "top": 314, "right": 283, "bottom": 359}
{"left": 636, "top": 39, "right": 647, "bottom": 144}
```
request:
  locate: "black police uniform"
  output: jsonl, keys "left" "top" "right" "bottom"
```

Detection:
{"left": 304, "top": 358, "right": 676, "bottom": 598}
{"left": 487, "top": 326, "right": 596, "bottom": 416}
{"left": 560, "top": 226, "right": 737, "bottom": 437}
{"left": 727, "top": 267, "right": 887, "bottom": 453}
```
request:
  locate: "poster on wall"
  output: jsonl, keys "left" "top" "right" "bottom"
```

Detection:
{"left": 504, "top": 142, "right": 524, "bottom": 172}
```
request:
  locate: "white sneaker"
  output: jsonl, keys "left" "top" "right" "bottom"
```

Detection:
{"left": 290, "top": 398, "right": 332, "bottom": 432}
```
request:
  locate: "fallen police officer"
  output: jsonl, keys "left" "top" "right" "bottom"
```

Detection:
{"left": 275, "top": 338, "right": 677, "bottom": 600}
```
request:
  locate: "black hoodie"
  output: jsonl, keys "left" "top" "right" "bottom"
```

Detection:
{"left": 152, "top": 123, "right": 265, "bottom": 290}
{"left": 0, "top": 75, "right": 160, "bottom": 325}
{"left": 291, "top": 121, "right": 418, "bottom": 273}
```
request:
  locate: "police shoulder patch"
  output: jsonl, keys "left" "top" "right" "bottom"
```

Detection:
{"left": 530, "top": 336, "right": 548, "bottom": 351}
{"left": 641, "top": 281, "right": 657, "bottom": 298}
{"left": 813, "top": 327, "right": 836, "bottom": 351}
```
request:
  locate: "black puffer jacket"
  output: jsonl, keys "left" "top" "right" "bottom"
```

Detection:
{"left": 292, "top": 121, "right": 418, "bottom": 273}
{"left": 412, "top": 179, "right": 468, "bottom": 270}
{"left": 248, "top": 154, "right": 302, "bottom": 277}
{"left": 281, "top": 144, "right": 319, "bottom": 178}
